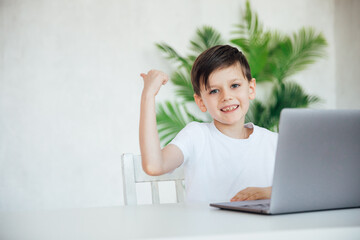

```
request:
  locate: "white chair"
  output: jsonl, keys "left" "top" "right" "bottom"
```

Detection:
{"left": 121, "top": 153, "right": 185, "bottom": 205}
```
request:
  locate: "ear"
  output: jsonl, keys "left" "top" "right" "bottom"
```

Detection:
{"left": 248, "top": 78, "right": 256, "bottom": 100}
{"left": 194, "top": 94, "right": 207, "bottom": 112}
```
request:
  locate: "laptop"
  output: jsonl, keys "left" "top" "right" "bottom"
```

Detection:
{"left": 210, "top": 109, "right": 360, "bottom": 215}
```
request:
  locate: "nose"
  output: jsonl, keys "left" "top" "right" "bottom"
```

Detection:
{"left": 221, "top": 88, "right": 233, "bottom": 101}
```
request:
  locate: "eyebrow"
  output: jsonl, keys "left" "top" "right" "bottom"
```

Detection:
{"left": 208, "top": 78, "right": 243, "bottom": 89}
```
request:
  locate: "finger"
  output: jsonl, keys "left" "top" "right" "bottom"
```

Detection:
{"left": 240, "top": 190, "right": 251, "bottom": 200}
{"left": 230, "top": 195, "right": 239, "bottom": 202}
{"left": 140, "top": 73, "right": 146, "bottom": 79}
{"left": 231, "top": 193, "right": 240, "bottom": 202}
{"left": 231, "top": 193, "right": 246, "bottom": 202}
{"left": 231, "top": 197, "right": 241, "bottom": 202}
{"left": 240, "top": 195, "right": 251, "bottom": 201}
{"left": 231, "top": 195, "right": 246, "bottom": 202}
{"left": 245, "top": 193, "right": 259, "bottom": 201}
{"left": 161, "top": 73, "right": 169, "bottom": 83}
{"left": 243, "top": 191, "right": 259, "bottom": 200}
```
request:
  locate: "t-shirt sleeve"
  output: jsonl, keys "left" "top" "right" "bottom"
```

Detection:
{"left": 169, "top": 122, "right": 202, "bottom": 164}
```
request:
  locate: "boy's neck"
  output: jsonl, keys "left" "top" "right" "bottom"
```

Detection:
{"left": 213, "top": 121, "right": 253, "bottom": 139}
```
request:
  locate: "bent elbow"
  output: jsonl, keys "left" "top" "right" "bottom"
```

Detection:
{"left": 142, "top": 162, "right": 164, "bottom": 176}
{"left": 144, "top": 169, "right": 162, "bottom": 176}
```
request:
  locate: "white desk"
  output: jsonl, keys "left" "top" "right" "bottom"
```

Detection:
{"left": 1, "top": 203, "right": 359, "bottom": 240}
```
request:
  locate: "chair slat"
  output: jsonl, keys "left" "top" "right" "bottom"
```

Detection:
{"left": 175, "top": 180, "right": 185, "bottom": 203}
{"left": 121, "top": 153, "right": 138, "bottom": 205}
{"left": 122, "top": 153, "right": 185, "bottom": 205}
{"left": 133, "top": 156, "right": 184, "bottom": 182}
{"left": 151, "top": 182, "right": 160, "bottom": 204}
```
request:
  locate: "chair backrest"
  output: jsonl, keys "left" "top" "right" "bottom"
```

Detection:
{"left": 121, "top": 153, "right": 185, "bottom": 205}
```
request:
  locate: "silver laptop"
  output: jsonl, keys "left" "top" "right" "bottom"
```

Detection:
{"left": 210, "top": 109, "right": 360, "bottom": 214}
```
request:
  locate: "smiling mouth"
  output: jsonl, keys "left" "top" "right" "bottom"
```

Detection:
{"left": 220, "top": 105, "right": 239, "bottom": 112}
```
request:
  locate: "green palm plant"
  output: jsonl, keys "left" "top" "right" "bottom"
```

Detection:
{"left": 156, "top": 0, "right": 327, "bottom": 145}
{"left": 156, "top": 26, "right": 224, "bottom": 146}
{"left": 232, "top": 1, "right": 327, "bottom": 130}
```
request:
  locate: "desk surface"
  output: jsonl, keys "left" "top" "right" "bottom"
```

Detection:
{"left": 1, "top": 203, "right": 359, "bottom": 240}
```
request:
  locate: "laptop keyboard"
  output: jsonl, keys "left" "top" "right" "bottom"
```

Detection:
{"left": 241, "top": 203, "right": 270, "bottom": 209}
{"left": 209, "top": 199, "right": 271, "bottom": 212}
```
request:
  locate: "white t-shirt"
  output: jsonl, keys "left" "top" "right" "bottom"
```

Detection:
{"left": 170, "top": 121, "right": 278, "bottom": 203}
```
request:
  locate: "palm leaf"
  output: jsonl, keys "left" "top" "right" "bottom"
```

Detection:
{"left": 156, "top": 101, "right": 188, "bottom": 146}
{"left": 155, "top": 0, "right": 327, "bottom": 141}
{"left": 156, "top": 43, "right": 192, "bottom": 72}
{"left": 184, "top": 104, "right": 207, "bottom": 123}
{"left": 230, "top": 0, "right": 271, "bottom": 82}
{"left": 255, "top": 31, "right": 286, "bottom": 82}
{"left": 170, "top": 71, "right": 194, "bottom": 102}
{"left": 272, "top": 81, "right": 321, "bottom": 108}
{"left": 267, "top": 81, "right": 321, "bottom": 130}
{"left": 232, "top": 0, "right": 264, "bottom": 39}
{"left": 247, "top": 81, "right": 321, "bottom": 131}
{"left": 287, "top": 27, "right": 327, "bottom": 77}
{"left": 246, "top": 100, "right": 274, "bottom": 130}
{"left": 156, "top": 101, "right": 204, "bottom": 146}
{"left": 189, "top": 26, "right": 225, "bottom": 55}
{"left": 231, "top": 1, "right": 327, "bottom": 85}
{"left": 271, "top": 28, "right": 327, "bottom": 82}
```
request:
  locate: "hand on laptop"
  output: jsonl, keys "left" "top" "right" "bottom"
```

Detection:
{"left": 230, "top": 187, "right": 272, "bottom": 202}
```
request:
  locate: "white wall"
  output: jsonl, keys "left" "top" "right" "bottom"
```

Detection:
{"left": 0, "top": 0, "right": 358, "bottom": 210}
{"left": 335, "top": 0, "right": 360, "bottom": 109}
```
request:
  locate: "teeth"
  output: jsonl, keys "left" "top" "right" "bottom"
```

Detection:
{"left": 222, "top": 106, "right": 237, "bottom": 112}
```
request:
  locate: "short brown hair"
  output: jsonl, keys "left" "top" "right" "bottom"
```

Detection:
{"left": 191, "top": 45, "right": 252, "bottom": 96}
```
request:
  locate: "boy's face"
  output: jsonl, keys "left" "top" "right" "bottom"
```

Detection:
{"left": 194, "top": 63, "right": 256, "bottom": 130}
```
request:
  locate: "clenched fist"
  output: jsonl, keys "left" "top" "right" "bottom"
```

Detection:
{"left": 140, "top": 70, "right": 169, "bottom": 97}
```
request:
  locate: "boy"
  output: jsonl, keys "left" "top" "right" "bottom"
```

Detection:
{"left": 139, "top": 45, "right": 277, "bottom": 203}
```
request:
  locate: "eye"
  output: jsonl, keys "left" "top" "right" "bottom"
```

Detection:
{"left": 209, "top": 89, "right": 219, "bottom": 94}
{"left": 231, "top": 84, "right": 240, "bottom": 88}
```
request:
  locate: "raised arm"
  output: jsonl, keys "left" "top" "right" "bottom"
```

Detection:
{"left": 139, "top": 70, "right": 184, "bottom": 176}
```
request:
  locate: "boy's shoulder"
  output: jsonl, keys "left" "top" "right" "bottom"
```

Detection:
{"left": 181, "top": 121, "right": 213, "bottom": 136}
{"left": 253, "top": 124, "right": 278, "bottom": 136}
{"left": 185, "top": 121, "right": 212, "bottom": 129}
{"left": 182, "top": 122, "right": 278, "bottom": 141}
{"left": 250, "top": 123, "right": 278, "bottom": 142}
{"left": 171, "top": 121, "right": 211, "bottom": 148}
{"left": 252, "top": 124, "right": 278, "bottom": 146}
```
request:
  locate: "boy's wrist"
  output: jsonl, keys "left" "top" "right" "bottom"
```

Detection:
{"left": 141, "top": 90, "right": 156, "bottom": 101}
